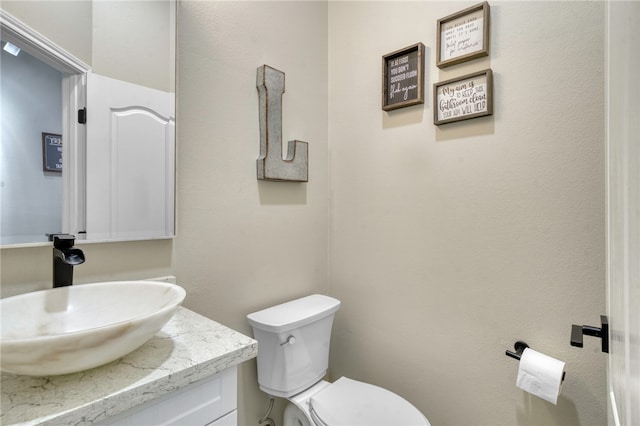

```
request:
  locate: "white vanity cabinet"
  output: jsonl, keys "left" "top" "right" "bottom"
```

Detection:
{"left": 100, "top": 366, "right": 238, "bottom": 426}
{"left": 0, "top": 308, "right": 257, "bottom": 426}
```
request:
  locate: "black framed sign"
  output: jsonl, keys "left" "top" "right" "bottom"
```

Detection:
{"left": 434, "top": 69, "right": 493, "bottom": 125}
{"left": 42, "top": 132, "right": 62, "bottom": 172}
{"left": 436, "top": 1, "right": 490, "bottom": 68}
{"left": 382, "top": 42, "right": 425, "bottom": 111}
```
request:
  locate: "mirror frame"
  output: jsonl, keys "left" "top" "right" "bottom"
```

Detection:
{"left": 0, "top": 9, "right": 176, "bottom": 248}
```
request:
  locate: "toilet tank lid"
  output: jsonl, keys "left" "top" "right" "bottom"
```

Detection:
{"left": 247, "top": 294, "right": 341, "bottom": 333}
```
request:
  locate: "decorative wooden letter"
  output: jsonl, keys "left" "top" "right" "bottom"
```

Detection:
{"left": 256, "top": 65, "right": 308, "bottom": 182}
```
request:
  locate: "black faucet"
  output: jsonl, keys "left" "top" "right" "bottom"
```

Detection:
{"left": 52, "top": 234, "right": 85, "bottom": 288}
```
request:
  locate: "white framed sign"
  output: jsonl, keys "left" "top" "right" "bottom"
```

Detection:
{"left": 437, "top": 1, "right": 490, "bottom": 68}
{"left": 434, "top": 69, "right": 493, "bottom": 125}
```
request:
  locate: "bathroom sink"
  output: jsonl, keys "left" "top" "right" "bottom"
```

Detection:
{"left": 0, "top": 281, "right": 186, "bottom": 376}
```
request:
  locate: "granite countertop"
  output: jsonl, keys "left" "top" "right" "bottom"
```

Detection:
{"left": 0, "top": 307, "right": 258, "bottom": 425}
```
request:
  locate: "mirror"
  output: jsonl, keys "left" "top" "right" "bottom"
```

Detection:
{"left": 0, "top": 1, "right": 176, "bottom": 246}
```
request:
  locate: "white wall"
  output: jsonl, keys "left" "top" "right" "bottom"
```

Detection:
{"left": 328, "top": 2, "right": 606, "bottom": 425}
{"left": 92, "top": 1, "right": 175, "bottom": 92}
{"left": 175, "top": 2, "right": 328, "bottom": 424}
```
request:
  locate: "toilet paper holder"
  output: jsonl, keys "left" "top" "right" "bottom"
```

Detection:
{"left": 505, "top": 340, "right": 529, "bottom": 361}
{"left": 506, "top": 341, "right": 566, "bottom": 382}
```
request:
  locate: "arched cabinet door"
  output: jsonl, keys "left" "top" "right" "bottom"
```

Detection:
{"left": 86, "top": 72, "right": 175, "bottom": 241}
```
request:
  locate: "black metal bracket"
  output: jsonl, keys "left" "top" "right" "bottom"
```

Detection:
{"left": 78, "top": 107, "right": 87, "bottom": 124}
{"left": 505, "top": 341, "right": 529, "bottom": 361}
{"left": 571, "top": 315, "right": 609, "bottom": 353}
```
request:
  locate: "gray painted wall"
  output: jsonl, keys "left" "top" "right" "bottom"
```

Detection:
{"left": 1, "top": 48, "right": 62, "bottom": 243}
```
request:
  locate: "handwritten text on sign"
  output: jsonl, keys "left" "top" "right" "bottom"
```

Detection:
{"left": 440, "top": 8, "right": 484, "bottom": 62}
{"left": 435, "top": 70, "right": 492, "bottom": 124}
{"left": 385, "top": 47, "right": 423, "bottom": 110}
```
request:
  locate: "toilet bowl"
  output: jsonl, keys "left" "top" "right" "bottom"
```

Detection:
{"left": 283, "top": 380, "right": 331, "bottom": 426}
{"left": 286, "top": 378, "right": 429, "bottom": 426}
{"left": 247, "top": 294, "right": 430, "bottom": 426}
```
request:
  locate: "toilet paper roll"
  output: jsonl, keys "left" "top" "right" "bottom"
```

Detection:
{"left": 516, "top": 348, "right": 565, "bottom": 405}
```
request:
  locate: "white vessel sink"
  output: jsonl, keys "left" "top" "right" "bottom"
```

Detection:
{"left": 0, "top": 281, "right": 186, "bottom": 376}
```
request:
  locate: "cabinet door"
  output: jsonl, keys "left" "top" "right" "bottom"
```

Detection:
{"left": 100, "top": 367, "right": 237, "bottom": 426}
{"left": 86, "top": 72, "right": 175, "bottom": 240}
{"left": 206, "top": 410, "right": 238, "bottom": 426}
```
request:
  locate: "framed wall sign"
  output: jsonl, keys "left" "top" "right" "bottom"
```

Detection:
{"left": 382, "top": 42, "right": 425, "bottom": 111}
{"left": 434, "top": 68, "right": 493, "bottom": 125}
{"left": 437, "top": 1, "right": 490, "bottom": 68}
{"left": 42, "top": 132, "right": 63, "bottom": 172}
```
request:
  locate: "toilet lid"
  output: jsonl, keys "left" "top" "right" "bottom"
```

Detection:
{"left": 309, "top": 377, "right": 429, "bottom": 426}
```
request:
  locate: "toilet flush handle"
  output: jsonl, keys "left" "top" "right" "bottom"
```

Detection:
{"left": 280, "top": 335, "right": 296, "bottom": 346}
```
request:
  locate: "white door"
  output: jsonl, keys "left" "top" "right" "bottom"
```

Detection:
{"left": 86, "top": 72, "right": 175, "bottom": 240}
{"left": 606, "top": 2, "right": 640, "bottom": 425}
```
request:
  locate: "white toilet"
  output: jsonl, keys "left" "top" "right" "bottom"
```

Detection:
{"left": 247, "top": 294, "right": 431, "bottom": 426}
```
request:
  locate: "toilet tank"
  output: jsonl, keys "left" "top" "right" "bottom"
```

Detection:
{"left": 247, "top": 294, "right": 341, "bottom": 398}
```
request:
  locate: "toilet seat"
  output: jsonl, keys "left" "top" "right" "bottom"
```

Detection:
{"left": 308, "top": 377, "right": 430, "bottom": 426}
